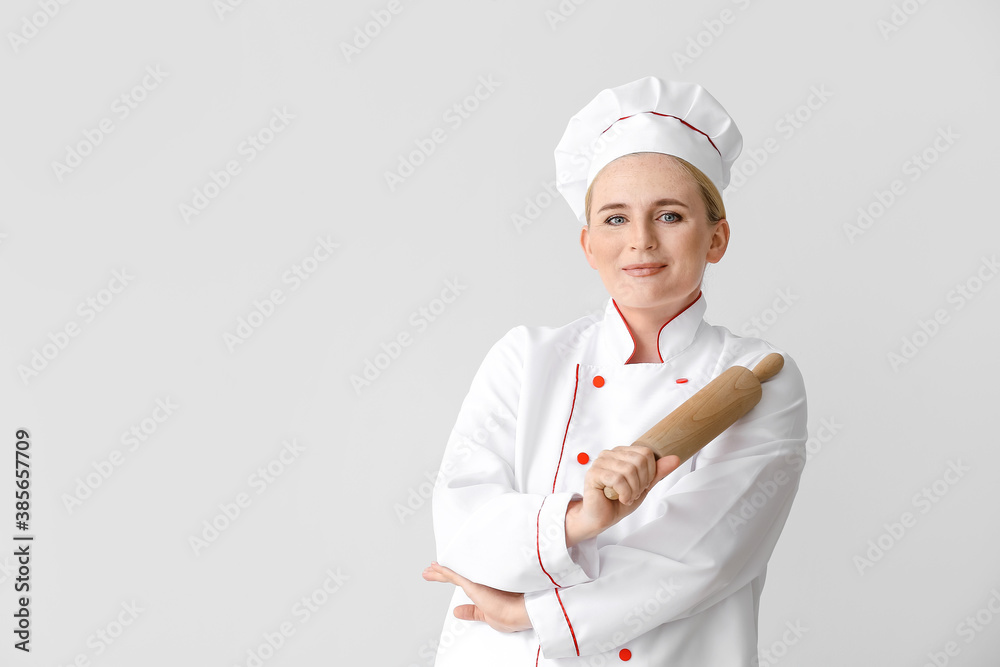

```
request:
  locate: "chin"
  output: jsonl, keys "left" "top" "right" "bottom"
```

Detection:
{"left": 615, "top": 287, "right": 693, "bottom": 310}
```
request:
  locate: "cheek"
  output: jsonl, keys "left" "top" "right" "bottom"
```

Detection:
{"left": 590, "top": 238, "right": 618, "bottom": 265}
{"left": 675, "top": 231, "right": 710, "bottom": 259}
{"left": 599, "top": 247, "right": 624, "bottom": 273}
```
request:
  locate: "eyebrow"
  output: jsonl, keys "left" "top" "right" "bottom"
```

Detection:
{"left": 596, "top": 198, "right": 690, "bottom": 214}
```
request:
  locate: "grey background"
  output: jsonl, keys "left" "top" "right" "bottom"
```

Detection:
{"left": 1, "top": 0, "right": 999, "bottom": 664}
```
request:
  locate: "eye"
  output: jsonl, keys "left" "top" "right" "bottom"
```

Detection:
{"left": 604, "top": 214, "right": 627, "bottom": 226}
{"left": 658, "top": 212, "right": 681, "bottom": 223}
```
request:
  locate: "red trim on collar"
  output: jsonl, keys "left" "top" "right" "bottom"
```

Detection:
{"left": 612, "top": 290, "right": 703, "bottom": 364}
{"left": 600, "top": 112, "right": 722, "bottom": 156}
{"left": 611, "top": 299, "right": 639, "bottom": 364}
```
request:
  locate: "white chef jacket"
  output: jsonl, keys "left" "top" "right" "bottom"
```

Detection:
{"left": 430, "top": 290, "right": 808, "bottom": 666}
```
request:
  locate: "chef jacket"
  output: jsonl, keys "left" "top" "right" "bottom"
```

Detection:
{"left": 430, "top": 291, "right": 808, "bottom": 666}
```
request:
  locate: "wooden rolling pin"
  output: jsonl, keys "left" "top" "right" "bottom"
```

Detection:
{"left": 603, "top": 352, "right": 785, "bottom": 500}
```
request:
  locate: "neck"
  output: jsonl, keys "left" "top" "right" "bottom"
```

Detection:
{"left": 615, "top": 289, "right": 701, "bottom": 364}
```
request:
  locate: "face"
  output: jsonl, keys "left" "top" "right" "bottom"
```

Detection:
{"left": 580, "top": 152, "right": 729, "bottom": 316}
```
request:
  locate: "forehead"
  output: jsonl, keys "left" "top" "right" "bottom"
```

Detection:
{"left": 591, "top": 152, "right": 701, "bottom": 206}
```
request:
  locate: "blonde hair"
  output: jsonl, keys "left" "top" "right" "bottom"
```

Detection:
{"left": 584, "top": 154, "right": 726, "bottom": 226}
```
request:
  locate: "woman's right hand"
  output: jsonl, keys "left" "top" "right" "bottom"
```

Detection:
{"left": 565, "top": 446, "right": 680, "bottom": 547}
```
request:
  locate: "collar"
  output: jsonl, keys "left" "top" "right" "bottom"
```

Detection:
{"left": 599, "top": 290, "right": 707, "bottom": 364}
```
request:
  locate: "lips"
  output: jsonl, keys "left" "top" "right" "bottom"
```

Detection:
{"left": 622, "top": 262, "right": 666, "bottom": 277}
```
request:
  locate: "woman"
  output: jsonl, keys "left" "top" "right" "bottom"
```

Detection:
{"left": 423, "top": 77, "right": 808, "bottom": 666}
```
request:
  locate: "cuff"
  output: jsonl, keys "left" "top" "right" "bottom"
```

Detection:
{"left": 525, "top": 587, "right": 580, "bottom": 659}
{"left": 537, "top": 492, "right": 598, "bottom": 586}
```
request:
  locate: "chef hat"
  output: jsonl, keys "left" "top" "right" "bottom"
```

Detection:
{"left": 554, "top": 77, "right": 743, "bottom": 225}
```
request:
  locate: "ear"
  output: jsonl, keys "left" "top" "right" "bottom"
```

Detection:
{"left": 580, "top": 224, "right": 598, "bottom": 270}
{"left": 706, "top": 219, "right": 730, "bottom": 264}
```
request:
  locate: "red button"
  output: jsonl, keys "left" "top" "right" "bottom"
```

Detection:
{"left": 619, "top": 648, "right": 632, "bottom": 661}
{"left": 577, "top": 452, "right": 590, "bottom": 465}
{"left": 675, "top": 378, "right": 688, "bottom": 384}
{"left": 593, "top": 375, "right": 605, "bottom": 387}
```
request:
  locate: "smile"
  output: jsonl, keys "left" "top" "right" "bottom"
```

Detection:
{"left": 622, "top": 264, "right": 666, "bottom": 277}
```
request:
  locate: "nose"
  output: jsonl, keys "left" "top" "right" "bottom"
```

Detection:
{"left": 629, "top": 219, "right": 657, "bottom": 250}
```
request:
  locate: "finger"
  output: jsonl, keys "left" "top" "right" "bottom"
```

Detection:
{"left": 422, "top": 563, "right": 466, "bottom": 587}
{"left": 589, "top": 460, "right": 630, "bottom": 503}
{"left": 422, "top": 568, "right": 445, "bottom": 582}
{"left": 624, "top": 445, "right": 657, "bottom": 487}
{"left": 642, "top": 446, "right": 658, "bottom": 480}
{"left": 656, "top": 454, "right": 681, "bottom": 482}
{"left": 592, "top": 447, "right": 638, "bottom": 503}
{"left": 636, "top": 456, "right": 680, "bottom": 500}
{"left": 617, "top": 446, "right": 658, "bottom": 489}
{"left": 598, "top": 457, "right": 644, "bottom": 504}
{"left": 454, "top": 604, "right": 482, "bottom": 622}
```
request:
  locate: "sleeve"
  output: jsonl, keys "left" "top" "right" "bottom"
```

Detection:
{"left": 523, "top": 349, "right": 809, "bottom": 659}
{"left": 432, "top": 326, "right": 594, "bottom": 593}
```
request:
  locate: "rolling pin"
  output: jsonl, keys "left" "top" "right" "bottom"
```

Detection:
{"left": 603, "top": 352, "right": 785, "bottom": 500}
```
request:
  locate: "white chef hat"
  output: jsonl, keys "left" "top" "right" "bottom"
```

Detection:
{"left": 554, "top": 77, "right": 743, "bottom": 225}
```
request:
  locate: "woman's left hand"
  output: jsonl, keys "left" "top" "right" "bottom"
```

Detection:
{"left": 422, "top": 562, "right": 532, "bottom": 633}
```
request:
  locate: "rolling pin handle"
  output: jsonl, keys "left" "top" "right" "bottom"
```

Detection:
{"left": 751, "top": 353, "right": 784, "bottom": 383}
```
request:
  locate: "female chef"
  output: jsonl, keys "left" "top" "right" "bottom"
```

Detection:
{"left": 422, "top": 77, "right": 808, "bottom": 666}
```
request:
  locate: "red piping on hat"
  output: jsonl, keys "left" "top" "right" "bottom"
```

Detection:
{"left": 601, "top": 112, "right": 721, "bottom": 156}
{"left": 612, "top": 290, "right": 703, "bottom": 364}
